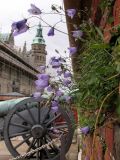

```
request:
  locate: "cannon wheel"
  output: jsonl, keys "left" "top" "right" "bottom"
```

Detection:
{"left": 3, "top": 97, "right": 74, "bottom": 160}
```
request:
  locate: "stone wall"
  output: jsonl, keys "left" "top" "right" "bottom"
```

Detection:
{"left": 0, "top": 62, "right": 35, "bottom": 95}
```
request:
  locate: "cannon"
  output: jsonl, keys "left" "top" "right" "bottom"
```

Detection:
{"left": 0, "top": 97, "right": 75, "bottom": 160}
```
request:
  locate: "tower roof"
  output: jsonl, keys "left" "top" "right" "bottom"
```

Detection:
{"left": 32, "top": 23, "right": 45, "bottom": 45}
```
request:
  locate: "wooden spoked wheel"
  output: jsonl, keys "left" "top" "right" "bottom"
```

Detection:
{"left": 4, "top": 97, "right": 74, "bottom": 160}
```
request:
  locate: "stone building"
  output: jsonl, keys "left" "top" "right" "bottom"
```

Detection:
{"left": 32, "top": 23, "right": 47, "bottom": 68}
{"left": 0, "top": 24, "right": 47, "bottom": 95}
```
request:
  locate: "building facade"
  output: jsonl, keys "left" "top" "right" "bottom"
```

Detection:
{"left": 32, "top": 23, "right": 47, "bottom": 68}
{"left": 0, "top": 24, "right": 46, "bottom": 95}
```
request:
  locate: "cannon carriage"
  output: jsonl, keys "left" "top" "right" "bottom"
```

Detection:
{"left": 0, "top": 97, "right": 75, "bottom": 160}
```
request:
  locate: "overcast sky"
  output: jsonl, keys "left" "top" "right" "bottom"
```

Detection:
{"left": 0, "top": 0, "right": 69, "bottom": 60}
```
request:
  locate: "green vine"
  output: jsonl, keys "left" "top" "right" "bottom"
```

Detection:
{"left": 73, "top": 23, "right": 119, "bottom": 128}
{"left": 99, "top": 0, "right": 115, "bottom": 10}
{"left": 99, "top": 0, "right": 115, "bottom": 24}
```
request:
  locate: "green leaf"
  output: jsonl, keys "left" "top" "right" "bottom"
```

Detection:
{"left": 116, "top": 64, "right": 120, "bottom": 73}
{"left": 116, "top": 96, "right": 120, "bottom": 115}
{"left": 90, "top": 43, "right": 109, "bottom": 50}
{"left": 94, "top": 26, "right": 104, "bottom": 40}
{"left": 107, "top": 16, "right": 114, "bottom": 24}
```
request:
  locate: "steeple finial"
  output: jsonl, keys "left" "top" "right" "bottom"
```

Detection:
{"left": 36, "top": 23, "right": 42, "bottom": 37}
{"left": 32, "top": 23, "right": 45, "bottom": 45}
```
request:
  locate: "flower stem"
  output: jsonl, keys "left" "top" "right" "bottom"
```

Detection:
{"left": 90, "top": 87, "right": 119, "bottom": 160}
{"left": 28, "top": 16, "right": 69, "bottom": 35}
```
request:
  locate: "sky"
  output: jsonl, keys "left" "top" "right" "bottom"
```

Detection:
{"left": 0, "top": 0, "right": 70, "bottom": 61}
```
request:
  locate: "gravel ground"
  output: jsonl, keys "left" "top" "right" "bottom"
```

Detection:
{"left": 0, "top": 132, "right": 80, "bottom": 160}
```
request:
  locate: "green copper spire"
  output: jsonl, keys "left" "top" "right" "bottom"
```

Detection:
{"left": 32, "top": 23, "right": 45, "bottom": 45}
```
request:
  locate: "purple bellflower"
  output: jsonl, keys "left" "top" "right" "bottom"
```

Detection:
{"left": 35, "top": 79, "right": 49, "bottom": 90}
{"left": 36, "top": 74, "right": 50, "bottom": 81}
{"left": 50, "top": 57, "right": 61, "bottom": 68}
{"left": 50, "top": 56, "right": 55, "bottom": 60}
{"left": 35, "top": 74, "right": 50, "bottom": 90}
{"left": 47, "top": 27, "right": 54, "bottom": 36}
{"left": 38, "top": 66, "right": 46, "bottom": 73}
{"left": 63, "top": 79, "right": 71, "bottom": 87}
{"left": 51, "top": 61, "right": 61, "bottom": 68}
{"left": 52, "top": 101, "right": 59, "bottom": 107}
{"left": 72, "top": 30, "right": 83, "bottom": 39}
{"left": 12, "top": 19, "right": 29, "bottom": 36}
{"left": 80, "top": 126, "right": 90, "bottom": 135}
{"left": 13, "top": 25, "right": 29, "bottom": 36}
{"left": 51, "top": 100, "right": 59, "bottom": 113}
{"left": 33, "top": 92, "right": 41, "bottom": 99}
{"left": 57, "top": 69, "right": 63, "bottom": 76}
{"left": 68, "top": 47, "right": 77, "bottom": 56}
{"left": 50, "top": 56, "right": 63, "bottom": 62}
{"left": 64, "top": 71, "right": 72, "bottom": 78}
{"left": 51, "top": 106, "right": 59, "bottom": 112}
{"left": 28, "top": 4, "right": 42, "bottom": 15}
{"left": 47, "top": 85, "right": 53, "bottom": 92}
{"left": 64, "top": 95, "right": 71, "bottom": 103}
{"left": 52, "top": 128, "right": 60, "bottom": 134}
{"left": 12, "top": 19, "right": 27, "bottom": 31}
{"left": 50, "top": 127, "right": 60, "bottom": 134}
{"left": 66, "top": 9, "right": 76, "bottom": 19}
{"left": 55, "top": 90, "right": 63, "bottom": 96}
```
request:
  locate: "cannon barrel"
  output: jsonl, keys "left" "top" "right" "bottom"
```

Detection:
{"left": 0, "top": 97, "right": 30, "bottom": 117}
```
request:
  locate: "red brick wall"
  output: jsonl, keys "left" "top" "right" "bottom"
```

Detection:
{"left": 81, "top": 1, "right": 119, "bottom": 159}
{"left": 91, "top": 0, "right": 101, "bottom": 22}
{"left": 91, "top": 0, "right": 120, "bottom": 42}
{"left": 82, "top": 123, "right": 114, "bottom": 160}
{"left": 113, "top": 0, "right": 120, "bottom": 26}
